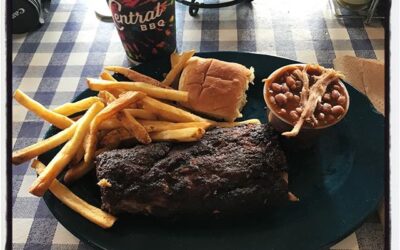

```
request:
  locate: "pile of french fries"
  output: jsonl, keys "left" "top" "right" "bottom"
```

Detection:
{"left": 12, "top": 50, "right": 260, "bottom": 229}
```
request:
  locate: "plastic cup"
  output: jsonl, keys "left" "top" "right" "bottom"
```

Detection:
{"left": 109, "top": 0, "right": 177, "bottom": 64}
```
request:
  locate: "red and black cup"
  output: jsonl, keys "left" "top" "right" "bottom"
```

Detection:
{"left": 109, "top": 0, "right": 177, "bottom": 64}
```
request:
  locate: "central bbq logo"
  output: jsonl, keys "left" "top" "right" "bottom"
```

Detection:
{"left": 109, "top": 0, "right": 167, "bottom": 31}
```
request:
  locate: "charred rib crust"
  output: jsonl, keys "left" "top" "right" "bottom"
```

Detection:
{"left": 96, "top": 124, "right": 288, "bottom": 216}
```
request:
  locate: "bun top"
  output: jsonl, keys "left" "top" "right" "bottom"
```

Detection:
{"left": 178, "top": 57, "right": 254, "bottom": 122}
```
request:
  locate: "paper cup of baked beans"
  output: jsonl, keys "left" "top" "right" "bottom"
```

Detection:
{"left": 263, "top": 64, "right": 349, "bottom": 138}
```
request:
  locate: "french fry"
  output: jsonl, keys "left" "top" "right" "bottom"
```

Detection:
{"left": 52, "top": 97, "right": 102, "bottom": 117}
{"left": 64, "top": 161, "right": 94, "bottom": 183}
{"left": 120, "top": 110, "right": 151, "bottom": 144}
{"left": 128, "top": 103, "right": 138, "bottom": 109}
{"left": 141, "top": 96, "right": 209, "bottom": 123}
{"left": 162, "top": 50, "right": 195, "bottom": 86}
{"left": 138, "top": 120, "right": 212, "bottom": 132}
{"left": 70, "top": 137, "right": 86, "bottom": 166}
{"left": 99, "top": 71, "right": 124, "bottom": 97}
{"left": 98, "top": 90, "right": 116, "bottom": 104}
{"left": 150, "top": 127, "right": 205, "bottom": 142}
{"left": 104, "top": 66, "right": 162, "bottom": 87}
{"left": 98, "top": 118, "right": 123, "bottom": 130}
{"left": 125, "top": 108, "right": 157, "bottom": 120}
{"left": 87, "top": 78, "right": 188, "bottom": 102}
{"left": 29, "top": 102, "right": 105, "bottom": 196}
{"left": 12, "top": 121, "right": 79, "bottom": 165}
{"left": 65, "top": 137, "right": 125, "bottom": 183}
{"left": 14, "top": 89, "right": 74, "bottom": 129}
{"left": 99, "top": 128, "right": 131, "bottom": 149}
{"left": 70, "top": 115, "right": 83, "bottom": 121}
{"left": 66, "top": 91, "right": 146, "bottom": 183}
{"left": 211, "top": 119, "right": 261, "bottom": 128}
{"left": 170, "top": 51, "right": 180, "bottom": 68}
{"left": 100, "top": 71, "right": 117, "bottom": 81}
{"left": 99, "top": 126, "right": 205, "bottom": 147}
{"left": 86, "top": 91, "right": 146, "bottom": 160}
{"left": 32, "top": 160, "right": 117, "bottom": 228}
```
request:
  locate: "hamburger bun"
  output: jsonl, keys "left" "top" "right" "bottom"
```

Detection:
{"left": 178, "top": 57, "right": 254, "bottom": 121}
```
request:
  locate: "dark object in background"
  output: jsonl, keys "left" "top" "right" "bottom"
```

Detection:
{"left": 376, "top": 0, "right": 389, "bottom": 17}
{"left": 336, "top": 0, "right": 372, "bottom": 11}
{"left": 12, "top": 0, "right": 44, "bottom": 34}
{"left": 176, "top": 0, "right": 253, "bottom": 17}
{"left": 96, "top": 124, "right": 289, "bottom": 217}
{"left": 331, "top": 0, "right": 387, "bottom": 24}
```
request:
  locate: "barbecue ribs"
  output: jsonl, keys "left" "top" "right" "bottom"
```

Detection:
{"left": 96, "top": 124, "right": 289, "bottom": 217}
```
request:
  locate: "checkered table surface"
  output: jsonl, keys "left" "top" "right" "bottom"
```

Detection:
{"left": 11, "top": 0, "right": 385, "bottom": 249}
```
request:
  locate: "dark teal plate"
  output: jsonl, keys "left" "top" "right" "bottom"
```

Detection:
{"left": 39, "top": 52, "right": 384, "bottom": 250}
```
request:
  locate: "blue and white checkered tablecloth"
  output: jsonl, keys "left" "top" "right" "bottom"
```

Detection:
{"left": 12, "top": 0, "right": 385, "bottom": 249}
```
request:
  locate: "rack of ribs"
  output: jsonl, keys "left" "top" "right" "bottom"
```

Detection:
{"left": 96, "top": 124, "right": 290, "bottom": 217}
